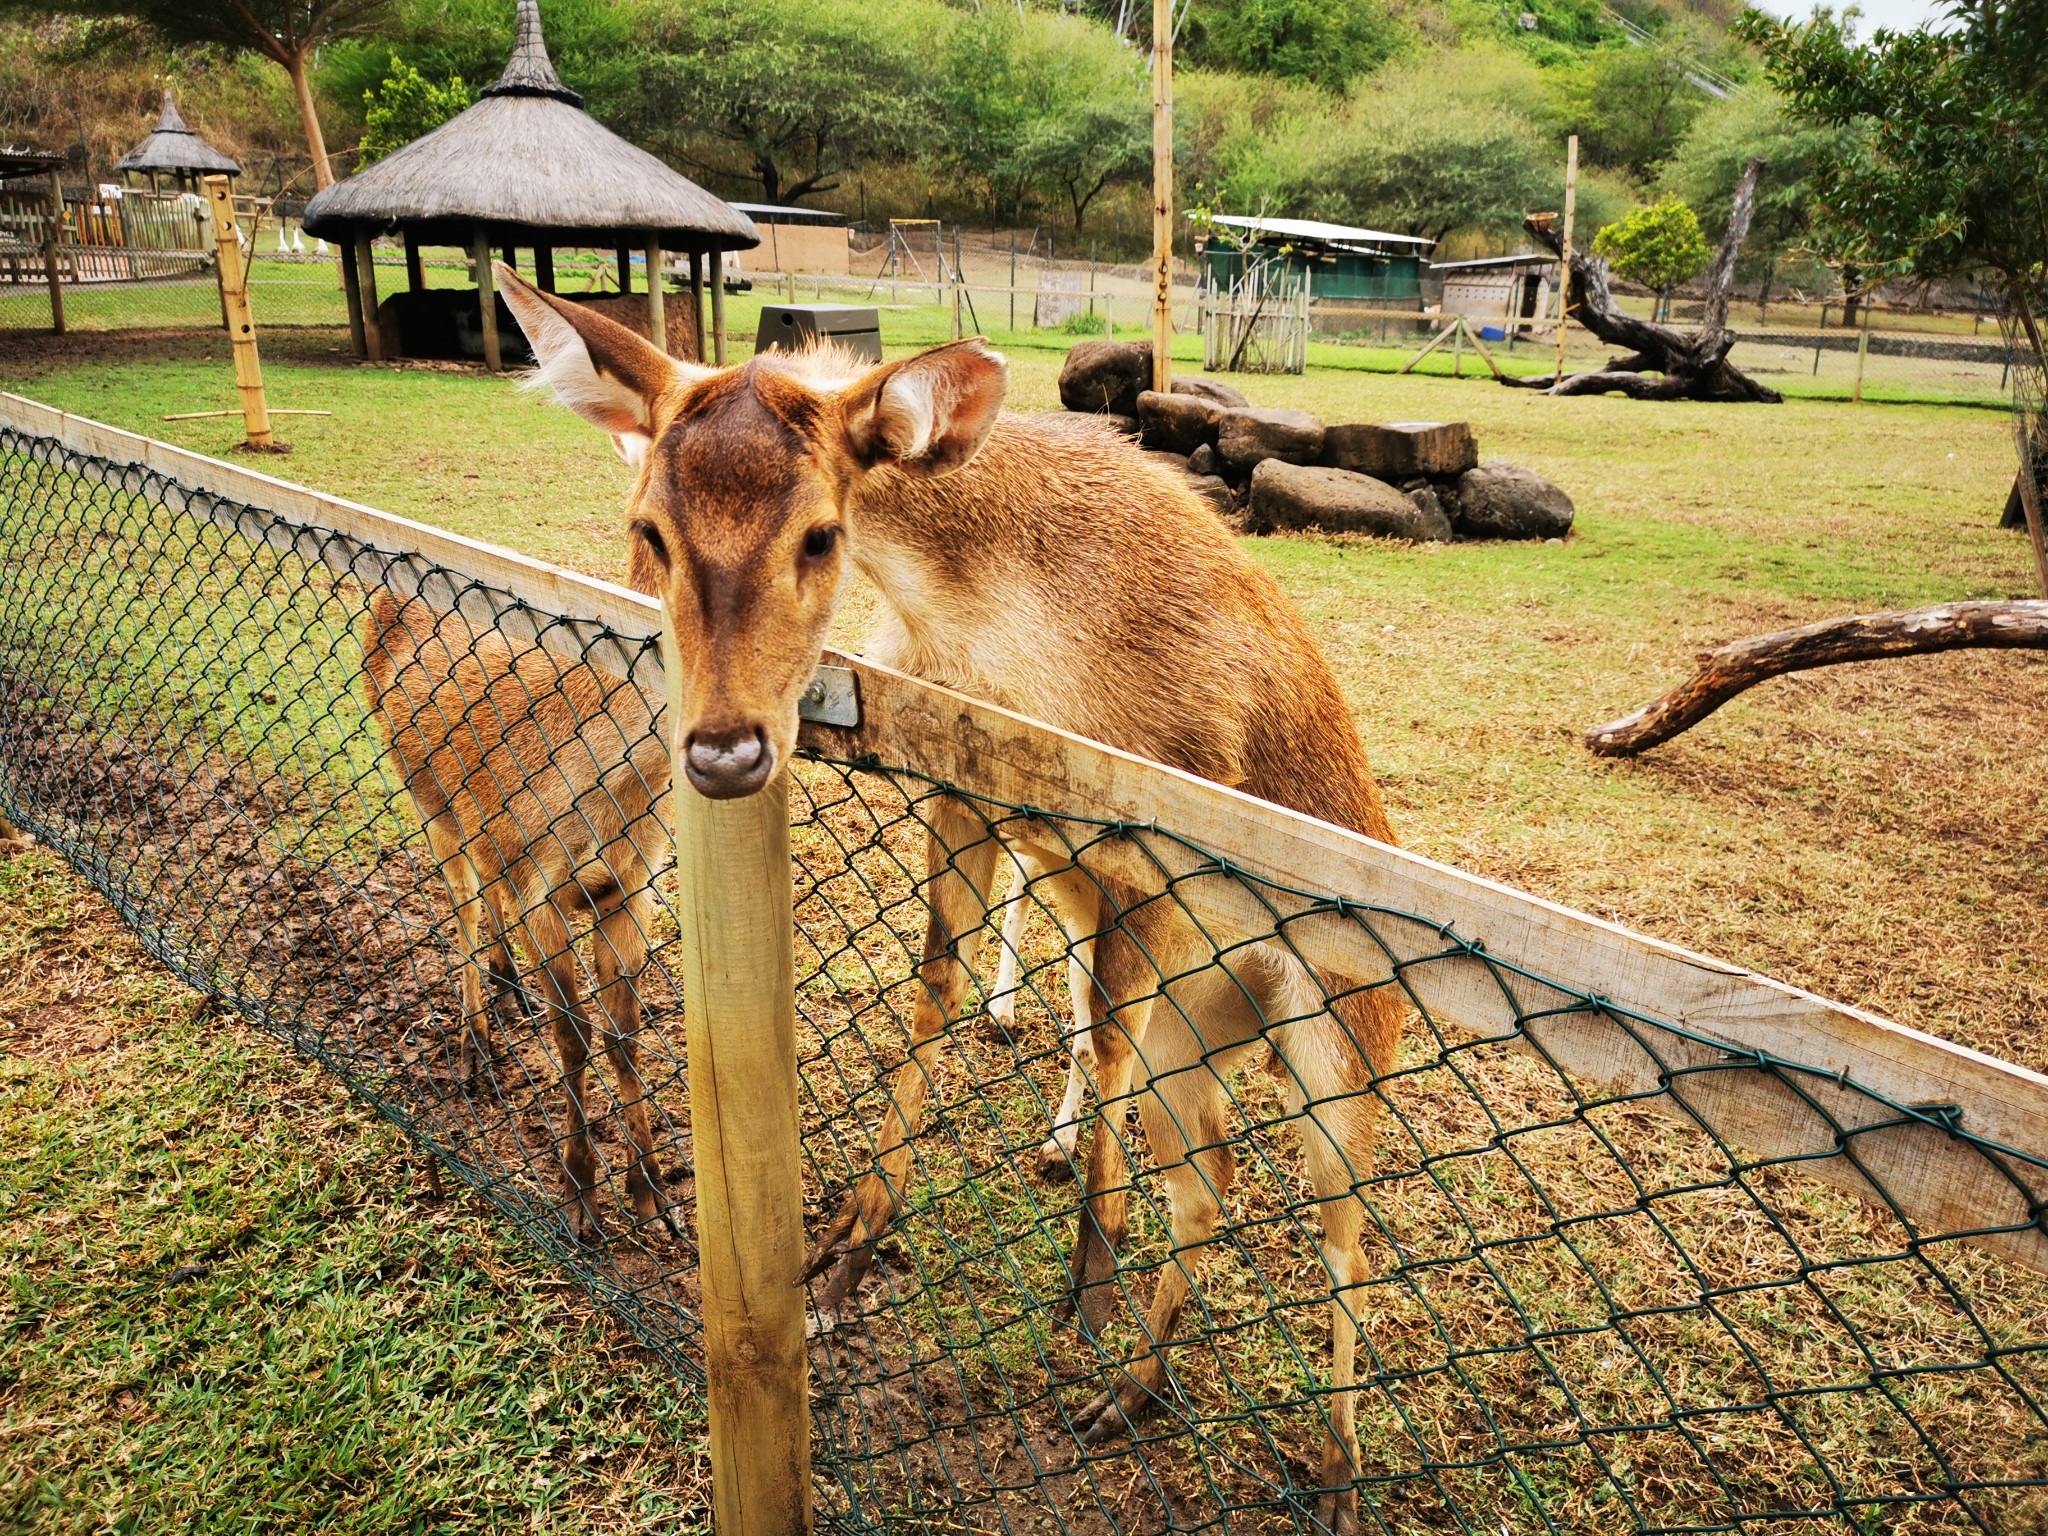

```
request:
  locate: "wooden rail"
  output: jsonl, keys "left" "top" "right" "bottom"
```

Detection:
{"left": 4, "top": 392, "right": 2045, "bottom": 1291}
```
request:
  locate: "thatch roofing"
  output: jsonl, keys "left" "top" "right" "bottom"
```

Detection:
{"left": 116, "top": 94, "right": 240, "bottom": 179}
{"left": 302, "top": 0, "right": 757, "bottom": 253}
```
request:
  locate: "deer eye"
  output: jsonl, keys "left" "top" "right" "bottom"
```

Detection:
{"left": 801, "top": 525, "right": 840, "bottom": 561}
{"left": 632, "top": 520, "right": 670, "bottom": 568}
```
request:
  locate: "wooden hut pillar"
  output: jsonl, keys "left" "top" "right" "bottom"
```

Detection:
{"left": 710, "top": 248, "right": 728, "bottom": 365}
{"left": 43, "top": 166, "right": 65, "bottom": 336}
{"left": 617, "top": 244, "right": 633, "bottom": 297}
{"left": 473, "top": 228, "right": 502, "bottom": 373}
{"left": 404, "top": 229, "right": 424, "bottom": 294}
{"left": 502, "top": 246, "right": 517, "bottom": 273}
{"left": 645, "top": 237, "right": 666, "bottom": 354}
{"left": 535, "top": 245, "right": 555, "bottom": 293}
{"left": 689, "top": 252, "right": 705, "bottom": 363}
{"left": 353, "top": 229, "right": 384, "bottom": 362}
{"left": 340, "top": 230, "right": 367, "bottom": 359}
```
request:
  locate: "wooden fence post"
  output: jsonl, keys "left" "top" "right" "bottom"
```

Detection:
{"left": 42, "top": 167, "right": 65, "bottom": 336}
{"left": 203, "top": 176, "right": 272, "bottom": 449}
{"left": 664, "top": 635, "right": 810, "bottom": 1535}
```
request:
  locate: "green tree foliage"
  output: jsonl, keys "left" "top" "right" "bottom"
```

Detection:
{"left": 1735, "top": 0, "right": 2048, "bottom": 352}
{"left": 1182, "top": 0, "right": 1412, "bottom": 93}
{"left": 1563, "top": 40, "right": 1707, "bottom": 174}
{"left": 357, "top": 54, "right": 471, "bottom": 163}
{"left": 1593, "top": 193, "right": 1709, "bottom": 299}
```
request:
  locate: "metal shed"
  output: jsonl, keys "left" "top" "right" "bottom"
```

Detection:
{"left": 1196, "top": 214, "right": 1435, "bottom": 305}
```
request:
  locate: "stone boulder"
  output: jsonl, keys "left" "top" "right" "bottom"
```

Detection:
{"left": 1186, "top": 442, "right": 1219, "bottom": 477}
{"left": 1135, "top": 390, "right": 1223, "bottom": 455}
{"left": 1187, "top": 473, "right": 1237, "bottom": 519}
{"left": 1216, "top": 407, "right": 1325, "bottom": 471}
{"left": 1059, "top": 339, "right": 1152, "bottom": 415}
{"left": 1171, "top": 376, "right": 1250, "bottom": 409}
{"left": 1321, "top": 420, "right": 1477, "bottom": 480}
{"left": 1249, "top": 461, "right": 1453, "bottom": 540}
{"left": 1453, "top": 461, "right": 1575, "bottom": 540}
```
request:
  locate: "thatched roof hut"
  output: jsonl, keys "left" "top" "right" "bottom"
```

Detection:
{"left": 302, "top": 0, "right": 758, "bottom": 369}
{"left": 116, "top": 94, "right": 240, "bottom": 188}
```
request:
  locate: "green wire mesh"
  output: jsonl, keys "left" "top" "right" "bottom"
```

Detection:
{"left": 1, "top": 424, "right": 2044, "bottom": 1535}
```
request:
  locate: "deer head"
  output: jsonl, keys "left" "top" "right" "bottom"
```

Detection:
{"left": 497, "top": 264, "right": 1008, "bottom": 798}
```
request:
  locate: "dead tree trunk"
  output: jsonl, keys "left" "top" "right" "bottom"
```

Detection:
{"left": 1585, "top": 600, "right": 2048, "bottom": 756}
{"left": 1507, "top": 157, "right": 1784, "bottom": 403}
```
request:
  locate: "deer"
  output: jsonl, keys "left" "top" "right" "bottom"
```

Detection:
{"left": 988, "top": 849, "right": 1099, "bottom": 1173}
{"left": 497, "top": 264, "right": 1406, "bottom": 1535}
{"left": 360, "top": 589, "right": 679, "bottom": 1247}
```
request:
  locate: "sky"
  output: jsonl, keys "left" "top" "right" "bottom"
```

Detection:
{"left": 1749, "top": 0, "right": 1956, "bottom": 32}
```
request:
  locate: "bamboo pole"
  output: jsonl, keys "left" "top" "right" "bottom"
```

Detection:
{"left": 42, "top": 167, "right": 64, "bottom": 336}
{"left": 1554, "top": 134, "right": 1578, "bottom": 387}
{"left": 710, "top": 249, "right": 728, "bottom": 364}
{"left": 1150, "top": 0, "right": 1174, "bottom": 392}
{"left": 353, "top": 229, "right": 384, "bottom": 362}
{"left": 473, "top": 229, "right": 501, "bottom": 373}
{"left": 645, "top": 238, "right": 667, "bottom": 355}
{"left": 203, "top": 175, "right": 272, "bottom": 449}
{"left": 663, "top": 631, "right": 811, "bottom": 1536}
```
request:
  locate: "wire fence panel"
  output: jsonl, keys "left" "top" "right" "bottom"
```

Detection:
{"left": 3, "top": 410, "right": 2046, "bottom": 1534}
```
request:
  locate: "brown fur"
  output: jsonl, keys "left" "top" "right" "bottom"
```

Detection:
{"left": 498, "top": 266, "right": 1401, "bottom": 1530}
{"left": 360, "top": 591, "right": 676, "bottom": 1245}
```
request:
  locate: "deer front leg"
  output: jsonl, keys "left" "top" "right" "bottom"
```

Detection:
{"left": 592, "top": 890, "right": 680, "bottom": 1242}
{"left": 521, "top": 900, "right": 603, "bottom": 1246}
{"left": 808, "top": 805, "right": 1000, "bottom": 1309}
{"left": 1036, "top": 941, "right": 1096, "bottom": 1179}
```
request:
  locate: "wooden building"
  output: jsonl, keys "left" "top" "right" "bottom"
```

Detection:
{"left": 301, "top": 0, "right": 757, "bottom": 369}
{"left": 1432, "top": 253, "right": 1556, "bottom": 333}
{"left": 1197, "top": 215, "right": 1433, "bottom": 305}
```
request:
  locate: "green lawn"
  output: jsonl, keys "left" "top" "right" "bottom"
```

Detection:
{"left": 3, "top": 325, "right": 2043, "bottom": 1529}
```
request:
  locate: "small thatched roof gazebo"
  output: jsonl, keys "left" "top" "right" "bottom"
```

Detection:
{"left": 116, "top": 93, "right": 241, "bottom": 191}
{"left": 302, "top": 0, "right": 757, "bottom": 369}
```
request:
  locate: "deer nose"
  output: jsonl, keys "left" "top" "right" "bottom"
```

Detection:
{"left": 683, "top": 725, "right": 774, "bottom": 799}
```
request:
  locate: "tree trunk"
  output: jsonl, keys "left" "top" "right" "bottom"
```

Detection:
{"left": 1585, "top": 600, "right": 2048, "bottom": 756}
{"left": 1504, "top": 157, "right": 1782, "bottom": 403}
{"left": 1840, "top": 267, "right": 1862, "bottom": 329}
{"left": 285, "top": 48, "right": 333, "bottom": 190}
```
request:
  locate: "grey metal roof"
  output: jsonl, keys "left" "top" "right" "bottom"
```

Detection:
{"left": 1198, "top": 214, "right": 1435, "bottom": 252}
{"left": 730, "top": 203, "right": 847, "bottom": 228}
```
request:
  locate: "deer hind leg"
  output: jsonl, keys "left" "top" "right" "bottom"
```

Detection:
{"left": 1072, "top": 1005, "right": 1238, "bottom": 1445}
{"left": 591, "top": 884, "right": 679, "bottom": 1241}
{"left": 809, "top": 801, "right": 1001, "bottom": 1309}
{"left": 1037, "top": 931, "right": 1098, "bottom": 1179}
{"left": 985, "top": 850, "right": 1034, "bottom": 1039}
{"left": 519, "top": 896, "right": 604, "bottom": 1246}
{"left": 1274, "top": 983, "right": 1404, "bottom": 1536}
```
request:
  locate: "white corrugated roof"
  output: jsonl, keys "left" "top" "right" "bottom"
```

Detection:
{"left": 1198, "top": 214, "right": 1435, "bottom": 250}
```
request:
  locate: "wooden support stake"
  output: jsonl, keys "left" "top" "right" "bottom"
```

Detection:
{"left": 710, "top": 249, "right": 727, "bottom": 365}
{"left": 353, "top": 228, "right": 384, "bottom": 362}
{"left": 1554, "top": 134, "right": 1578, "bottom": 388}
{"left": 1150, "top": 0, "right": 1174, "bottom": 393}
{"left": 645, "top": 238, "right": 666, "bottom": 355}
{"left": 162, "top": 409, "right": 331, "bottom": 421}
{"left": 535, "top": 244, "right": 555, "bottom": 294}
{"left": 1398, "top": 320, "right": 1459, "bottom": 375}
{"left": 404, "top": 230, "right": 424, "bottom": 294}
{"left": 1853, "top": 302, "right": 1872, "bottom": 404}
{"left": 616, "top": 244, "right": 633, "bottom": 297}
{"left": 42, "top": 167, "right": 64, "bottom": 336}
{"left": 473, "top": 229, "right": 501, "bottom": 373}
{"left": 664, "top": 633, "right": 811, "bottom": 1536}
{"left": 203, "top": 175, "right": 272, "bottom": 449}
{"left": 340, "top": 229, "right": 367, "bottom": 359}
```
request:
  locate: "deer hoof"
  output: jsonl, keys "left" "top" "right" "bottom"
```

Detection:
{"left": 1033, "top": 1137, "right": 1079, "bottom": 1182}
{"left": 565, "top": 1196, "right": 604, "bottom": 1248}
{"left": 1313, "top": 1490, "right": 1359, "bottom": 1536}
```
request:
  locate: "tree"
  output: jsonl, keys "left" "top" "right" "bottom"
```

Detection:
{"left": 1593, "top": 195, "right": 1709, "bottom": 318}
{"left": 1564, "top": 40, "right": 1709, "bottom": 175}
{"left": 358, "top": 55, "right": 472, "bottom": 164}
{"left": 0, "top": 0, "right": 397, "bottom": 188}
{"left": 1737, "top": 0, "right": 2048, "bottom": 585}
{"left": 1182, "top": 0, "right": 1411, "bottom": 94}
{"left": 627, "top": 0, "right": 933, "bottom": 204}
{"left": 1019, "top": 94, "right": 1149, "bottom": 233}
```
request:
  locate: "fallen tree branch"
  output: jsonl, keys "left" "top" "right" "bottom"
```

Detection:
{"left": 1586, "top": 601, "right": 2048, "bottom": 757}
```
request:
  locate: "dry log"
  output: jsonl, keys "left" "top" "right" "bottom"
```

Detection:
{"left": 1509, "top": 157, "right": 1784, "bottom": 404}
{"left": 1586, "top": 601, "right": 2048, "bottom": 757}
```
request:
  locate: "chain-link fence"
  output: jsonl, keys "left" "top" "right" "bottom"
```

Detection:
{"left": 2, "top": 398, "right": 2045, "bottom": 1533}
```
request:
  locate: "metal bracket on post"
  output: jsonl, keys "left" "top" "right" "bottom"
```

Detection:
{"left": 796, "top": 664, "right": 859, "bottom": 727}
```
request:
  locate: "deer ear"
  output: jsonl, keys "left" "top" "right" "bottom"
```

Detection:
{"left": 496, "top": 262, "right": 705, "bottom": 455}
{"left": 836, "top": 338, "right": 1008, "bottom": 478}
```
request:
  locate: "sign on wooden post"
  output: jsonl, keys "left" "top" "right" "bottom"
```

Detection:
{"left": 203, "top": 175, "right": 272, "bottom": 450}
{"left": 662, "top": 634, "right": 811, "bottom": 1535}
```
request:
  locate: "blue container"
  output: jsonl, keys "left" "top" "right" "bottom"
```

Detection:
{"left": 1478, "top": 325, "right": 1506, "bottom": 342}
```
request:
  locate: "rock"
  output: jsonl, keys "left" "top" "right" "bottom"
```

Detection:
{"left": 1409, "top": 486, "right": 1447, "bottom": 530}
{"left": 1321, "top": 420, "right": 1478, "bottom": 479}
{"left": 1059, "top": 339, "right": 1152, "bottom": 415}
{"left": 1186, "top": 443, "right": 1219, "bottom": 477}
{"left": 1216, "top": 407, "right": 1325, "bottom": 471}
{"left": 1248, "top": 460, "right": 1453, "bottom": 540}
{"left": 1187, "top": 473, "right": 1236, "bottom": 519}
{"left": 1136, "top": 390, "right": 1222, "bottom": 455}
{"left": 1454, "top": 461, "right": 1575, "bottom": 540}
{"left": 1171, "top": 376, "right": 1250, "bottom": 409}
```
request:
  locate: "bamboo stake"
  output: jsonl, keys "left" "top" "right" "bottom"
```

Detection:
{"left": 162, "top": 409, "right": 331, "bottom": 421}
{"left": 1554, "top": 134, "right": 1578, "bottom": 388}
{"left": 1150, "top": 0, "right": 1174, "bottom": 392}
{"left": 203, "top": 176, "right": 272, "bottom": 449}
{"left": 663, "top": 629, "right": 811, "bottom": 1536}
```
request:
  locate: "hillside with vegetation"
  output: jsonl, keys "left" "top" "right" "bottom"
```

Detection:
{"left": 0, "top": 0, "right": 1838, "bottom": 288}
